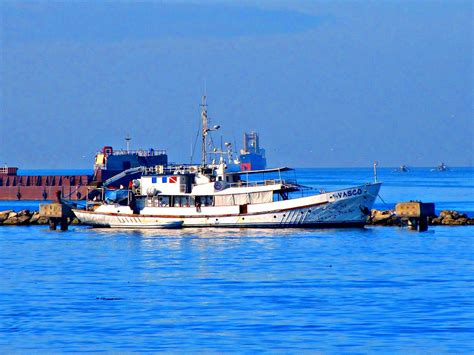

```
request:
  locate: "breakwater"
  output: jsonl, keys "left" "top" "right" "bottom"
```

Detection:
{"left": 0, "top": 210, "right": 79, "bottom": 226}
{"left": 369, "top": 209, "right": 474, "bottom": 226}
{"left": 1, "top": 209, "right": 473, "bottom": 227}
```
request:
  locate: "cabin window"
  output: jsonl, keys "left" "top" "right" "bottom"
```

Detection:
{"left": 173, "top": 196, "right": 188, "bottom": 207}
{"left": 158, "top": 196, "right": 170, "bottom": 207}
{"left": 200, "top": 196, "right": 214, "bottom": 206}
{"left": 218, "top": 176, "right": 222, "bottom": 181}
{"left": 184, "top": 196, "right": 191, "bottom": 207}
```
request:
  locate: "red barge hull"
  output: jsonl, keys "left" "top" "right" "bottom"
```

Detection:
{"left": 0, "top": 172, "right": 91, "bottom": 201}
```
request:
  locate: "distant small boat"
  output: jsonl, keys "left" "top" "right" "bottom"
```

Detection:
{"left": 432, "top": 162, "right": 449, "bottom": 172}
{"left": 394, "top": 165, "right": 409, "bottom": 172}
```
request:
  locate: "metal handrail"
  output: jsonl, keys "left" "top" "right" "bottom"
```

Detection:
{"left": 96, "top": 149, "right": 167, "bottom": 157}
{"left": 226, "top": 179, "right": 285, "bottom": 188}
{"left": 111, "top": 149, "right": 167, "bottom": 156}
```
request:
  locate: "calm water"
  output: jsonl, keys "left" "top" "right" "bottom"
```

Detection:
{"left": 1, "top": 168, "right": 473, "bottom": 352}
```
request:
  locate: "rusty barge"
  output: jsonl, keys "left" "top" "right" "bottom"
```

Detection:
{"left": 0, "top": 167, "right": 90, "bottom": 201}
{"left": 0, "top": 144, "right": 168, "bottom": 201}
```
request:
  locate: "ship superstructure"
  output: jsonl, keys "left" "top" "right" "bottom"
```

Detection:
{"left": 239, "top": 132, "right": 267, "bottom": 171}
{"left": 93, "top": 144, "right": 167, "bottom": 184}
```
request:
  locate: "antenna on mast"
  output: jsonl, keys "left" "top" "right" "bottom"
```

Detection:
{"left": 125, "top": 134, "right": 131, "bottom": 153}
{"left": 373, "top": 160, "right": 378, "bottom": 182}
{"left": 201, "top": 95, "right": 208, "bottom": 165}
{"left": 200, "top": 95, "right": 220, "bottom": 166}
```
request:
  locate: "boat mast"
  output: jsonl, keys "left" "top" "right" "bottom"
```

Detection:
{"left": 201, "top": 95, "right": 208, "bottom": 165}
{"left": 200, "top": 95, "right": 220, "bottom": 166}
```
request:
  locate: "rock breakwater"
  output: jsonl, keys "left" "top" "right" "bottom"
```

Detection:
{"left": 1, "top": 209, "right": 473, "bottom": 227}
{"left": 0, "top": 210, "right": 80, "bottom": 226}
{"left": 369, "top": 209, "right": 474, "bottom": 226}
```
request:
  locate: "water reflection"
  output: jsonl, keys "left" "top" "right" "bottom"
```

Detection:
{"left": 77, "top": 225, "right": 363, "bottom": 243}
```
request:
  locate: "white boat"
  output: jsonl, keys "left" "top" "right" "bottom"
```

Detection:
{"left": 74, "top": 179, "right": 380, "bottom": 229}
{"left": 73, "top": 97, "right": 381, "bottom": 229}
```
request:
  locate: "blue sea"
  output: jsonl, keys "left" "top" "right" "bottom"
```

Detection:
{"left": 1, "top": 168, "right": 473, "bottom": 352}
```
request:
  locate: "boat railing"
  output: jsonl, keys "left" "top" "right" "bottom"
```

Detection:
{"left": 107, "top": 149, "right": 167, "bottom": 157}
{"left": 142, "top": 164, "right": 203, "bottom": 175}
{"left": 226, "top": 179, "right": 288, "bottom": 188}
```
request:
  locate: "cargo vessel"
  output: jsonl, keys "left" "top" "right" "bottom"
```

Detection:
{"left": 92, "top": 145, "right": 167, "bottom": 184}
{"left": 0, "top": 142, "right": 168, "bottom": 201}
{"left": 239, "top": 132, "right": 267, "bottom": 171}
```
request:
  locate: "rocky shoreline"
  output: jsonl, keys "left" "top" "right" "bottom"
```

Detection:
{"left": 1, "top": 209, "right": 473, "bottom": 227}
{"left": 369, "top": 209, "right": 474, "bottom": 226}
{"left": 0, "top": 210, "right": 80, "bottom": 226}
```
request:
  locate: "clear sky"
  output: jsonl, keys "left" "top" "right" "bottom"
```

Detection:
{"left": 1, "top": 0, "right": 472, "bottom": 169}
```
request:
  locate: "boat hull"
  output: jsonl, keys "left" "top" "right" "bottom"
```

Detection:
{"left": 73, "top": 183, "right": 381, "bottom": 229}
{"left": 73, "top": 209, "right": 184, "bottom": 229}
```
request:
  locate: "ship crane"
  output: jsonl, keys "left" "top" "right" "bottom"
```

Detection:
{"left": 103, "top": 167, "right": 144, "bottom": 187}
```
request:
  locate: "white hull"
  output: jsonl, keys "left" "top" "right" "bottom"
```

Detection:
{"left": 73, "top": 183, "right": 381, "bottom": 229}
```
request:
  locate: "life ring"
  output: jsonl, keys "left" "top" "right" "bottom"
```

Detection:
{"left": 214, "top": 181, "right": 224, "bottom": 191}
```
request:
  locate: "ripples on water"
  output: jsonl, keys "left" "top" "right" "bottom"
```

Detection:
{"left": 1, "top": 168, "right": 473, "bottom": 351}
{"left": 1, "top": 226, "right": 473, "bottom": 352}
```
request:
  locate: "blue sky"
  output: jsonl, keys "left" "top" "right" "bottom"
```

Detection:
{"left": 1, "top": 0, "right": 472, "bottom": 168}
